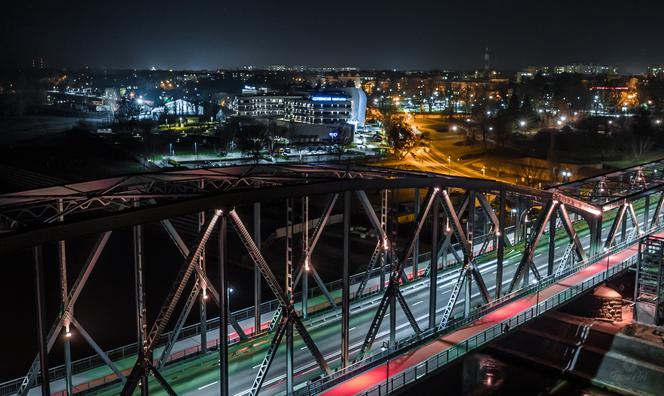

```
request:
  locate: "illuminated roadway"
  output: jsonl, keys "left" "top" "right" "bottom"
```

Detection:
{"left": 29, "top": 201, "right": 652, "bottom": 396}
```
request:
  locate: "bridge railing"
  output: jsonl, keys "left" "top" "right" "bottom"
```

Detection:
{"left": 294, "top": 228, "right": 649, "bottom": 396}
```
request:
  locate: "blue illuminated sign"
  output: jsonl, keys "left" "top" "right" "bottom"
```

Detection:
{"left": 311, "top": 96, "right": 347, "bottom": 102}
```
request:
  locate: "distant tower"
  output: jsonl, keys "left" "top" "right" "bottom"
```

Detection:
{"left": 484, "top": 47, "right": 491, "bottom": 75}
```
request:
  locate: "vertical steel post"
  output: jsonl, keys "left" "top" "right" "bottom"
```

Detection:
{"left": 590, "top": 216, "right": 602, "bottom": 257}
{"left": 380, "top": 190, "right": 388, "bottom": 291}
{"left": 57, "top": 200, "right": 73, "bottom": 396}
{"left": 496, "top": 190, "right": 506, "bottom": 298}
{"left": 514, "top": 198, "right": 523, "bottom": 244}
{"left": 548, "top": 210, "right": 556, "bottom": 275}
{"left": 644, "top": 195, "right": 651, "bottom": 231}
{"left": 465, "top": 191, "right": 475, "bottom": 317}
{"left": 341, "top": 191, "right": 351, "bottom": 367}
{"left": 389, "top": 189, "right": 398, "bottom": 346}
{"left": 413, "top": 188, "right": 420, "bottom": 277}
{"left": 286, "top": 199, "right": 294, "bottom": 395}
{"left": 621, "top": 212, "right": 627, "bottom": 242}
{"left": 302, "top": 196, "right": 309, "bottom": 319}
{"left": 132, "top": 212, "right": 148, "bottom": 396}
{"left": 198, "top": 208, "right": 207, "bottom": 353}
{"left": 63, "top": 340, "right": 72, "bottom": 395}
{"left": 429, "top": 192, "right": 439, "bottom": 329}
{"left": 33, "top": 245, "right": 50, "bottom": 396}
{"left": 218, "top": 215, "right": 229, "bottom": 396}
{"left": 253, "top": 202, "right": 261, "bottom": 335}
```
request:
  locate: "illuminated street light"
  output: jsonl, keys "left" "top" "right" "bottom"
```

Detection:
{"left": 519, "top": 120, "right": 527, "bottom": 127}
{"left": 561, "top": 170, "right": 572, "bottom": 182}
{"left": 451, "top": 125, "right": 458, "bottom": 132}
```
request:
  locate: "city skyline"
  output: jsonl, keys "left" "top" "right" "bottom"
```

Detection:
{"left": 2, "top": 0, "right": 664, "bottom": 73}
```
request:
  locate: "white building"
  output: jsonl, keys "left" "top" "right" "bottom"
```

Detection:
{"left": 151, "top": 99, "right": 203, "bottom": 117}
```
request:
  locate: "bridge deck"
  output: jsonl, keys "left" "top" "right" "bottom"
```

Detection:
{"left": 320, "top": 237, "right": 644, "bottom": 396}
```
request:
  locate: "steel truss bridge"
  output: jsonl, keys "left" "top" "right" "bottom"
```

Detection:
{"left": 2, "top": 160, "right": 664, "bottom": 396}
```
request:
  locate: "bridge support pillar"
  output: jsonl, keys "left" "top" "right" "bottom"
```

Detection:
{"left": 496, "top": 190, "right": 506, "bottom": 298}
{"left": 413, "top": 188, "right": 420, "bottom": 277}
{"left": 198, "top": 209, "right": 208, "bottom": 354}
{"left": 389, "top": 189, "right": 398, "bottom": 346}
{"left": 465, "top": 191, "right": 475, "bottom": 318}
{"left": 464, "top": 271, "right": 472, "bottom": 318}
{"left": 590, "top": 215, "right": 603, "bottom": 257}
{"left": 429, "top": 192, "right": 440, "bottom": 328}
{"left": 286, "top": 199, "right": 294, "bottom": 395}
{"left": 132, "top": 216, "right": 148, "bottom": 396}
{"left": 548, "top": 210, "right": 556, "bottom": 276}
{"left": 218, "top": 215, "right": 229, "bottom": 396}
{"left": 644, "top": 195, "right": 651, "bottom": 231}
{"left": 380, "top": 190, "right": 388, "bottom": 291}
{"left": 302, "top": 196, "right": 309, "bottom": 319}
{"left": 33, "top": 245, "right": 50, "bottom": 396}
{"left": 253, "top": 202, "right": 261, "bottom": 336}
{"left": 342, "top": 191, "right": 351, "bottom": 367}
{"left": 57, "top": 199, "right": 73, "bottom": 396}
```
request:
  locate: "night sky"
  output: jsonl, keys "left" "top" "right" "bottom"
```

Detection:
{"left": 2, "top": 0, "right": 664, "bottom": 72}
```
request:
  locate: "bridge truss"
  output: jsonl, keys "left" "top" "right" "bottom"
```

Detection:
{"left": 1, "top": 161, "right": 664, "bottom": 396}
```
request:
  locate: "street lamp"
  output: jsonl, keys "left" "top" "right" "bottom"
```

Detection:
{"left": 561, "top": 170, "right": 572, "bottom": 182}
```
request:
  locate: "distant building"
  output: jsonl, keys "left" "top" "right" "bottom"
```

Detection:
{"left": 517, "top": 64, "right": 618, "bottom": 81}
{"left": 231, "top": 88, "right": 366, "bottom": 127}
{"left": 235, "top": 95, "right": 298, "bottom": 118}
{"left": 230, "top": 88, "right": 367, "bottom": 143}
{"left": 151, "top": 98, "right": 203, "bottom": 117}
{"left": 554, "top": 64, "right": 618, "bottom": 75}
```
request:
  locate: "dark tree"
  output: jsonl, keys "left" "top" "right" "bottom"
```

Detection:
{"left": 236, "top": 123, "right": 269, "bottom": 163}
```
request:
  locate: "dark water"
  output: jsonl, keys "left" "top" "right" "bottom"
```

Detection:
{"left": 402, "top": 352, "right": 620, "bottom": 396}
